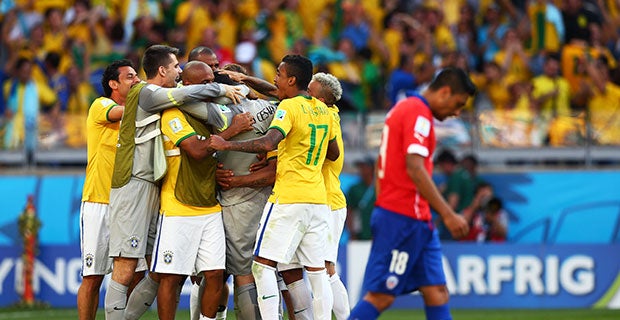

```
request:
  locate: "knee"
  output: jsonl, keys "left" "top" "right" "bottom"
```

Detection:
{"left": 80, "top": 276, "right": 104, "bottom": 293}
{"left": 281, "top": 268, "right": 304, "bottom": 285}
{"left": 420, "top": 285, "right": 450, "bottom": 306}
{"left": 202, "top": 270, "right": 224, "bottom": 289}
{"left": 365, "top": 292, "right": 395, "bottom": 312}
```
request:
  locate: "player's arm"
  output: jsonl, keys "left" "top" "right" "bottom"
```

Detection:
{"left": 326, "top": 139, "right": 340, "bottom": 161}
{"left": 208, "top": 128, "right": 283, "bottom": 153}
{"left": 140, "top": 83, "right": 243, "bottom": 113}
{"left": 405, "top": 154, "right": 469, "bottom": 239}
{"left": 107, "top": 105, "right": 124, "bottom": 122}
{"left": 219, "top": 69, "right": 278, "bottom": 98}
{"left": 215, "top": 158, "right": 276, "bottom": 190}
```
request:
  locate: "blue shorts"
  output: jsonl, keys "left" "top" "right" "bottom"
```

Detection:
{"left": 361, "top": 206, "right": 446, "bottom": 296}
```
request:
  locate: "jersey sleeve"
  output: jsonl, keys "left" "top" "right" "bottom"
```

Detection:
{"left": 268, "top": 99, "right": 294, "bottom": 137}
{"left": 161, "top": 108, "right": 197, "bottom": 146}
{"left": 402, "top": 103, "right": 432, "bottom": 158}
{"left": 91, "top": 98, "right": 118, "bottom": 124}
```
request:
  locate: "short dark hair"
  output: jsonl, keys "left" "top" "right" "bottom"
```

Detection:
{"left": 428, "top": 67, "right": 476, "bottom": 96}
{"left": 102, "top": 59, "right": 135, "bottom": 97}
{"left": 188, "top": 46, "right": 215, "bottom": 62}
{"left": 142, "top": 45, "right": 179, "bottom": 79}
{"left": 282, "top": 54, "right": 313, "bottom": 90}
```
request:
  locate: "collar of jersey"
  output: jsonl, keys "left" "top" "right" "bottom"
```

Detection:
{"left": 410, "top": 93, "right": 430, "bottom": 109}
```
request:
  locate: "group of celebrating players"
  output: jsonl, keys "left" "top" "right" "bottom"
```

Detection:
{"left": 77, "top": 42, "right": 477, "bottom": 320}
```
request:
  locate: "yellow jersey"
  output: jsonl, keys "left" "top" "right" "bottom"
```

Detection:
{"left": 159, "top": 108, "right": 221, "bottom": 217}
{"left": 321, "top": 106, "right": 346, "bottom": 211}
{"left": 81, "top": 97, "right": 121, "bottom": 203}
{"left": 268, "top": 95, "right": 336, "bottom": 204}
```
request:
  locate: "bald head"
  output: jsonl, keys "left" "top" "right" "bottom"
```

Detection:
{"left": 182, "top": 61, "right": 214, "bottom": 85}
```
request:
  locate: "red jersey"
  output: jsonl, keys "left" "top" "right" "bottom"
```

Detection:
{"left": 375, "top": 95, "right": 435, "bottom": 221}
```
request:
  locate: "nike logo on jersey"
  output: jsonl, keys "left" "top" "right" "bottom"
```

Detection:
{"left": 113, "top": 306, "right": 126, "bottom": 311}
{"left": 261, "top": 294, "right": 277, "bottom": 300}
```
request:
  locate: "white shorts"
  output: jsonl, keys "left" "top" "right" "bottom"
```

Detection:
{"left": 151, "top": 213, "right": 226, "bottom": 275}
{"left": 80, "top": 202, "right": 112, "bottom": 276}
{"left": 254, "top": 202, "right": 329, "bottom": 268}
{"left": 326, "top": 207, "right": 347, "bottom": 263}
{"left": 80, "top": 202, "right": 149, "bottom": 276}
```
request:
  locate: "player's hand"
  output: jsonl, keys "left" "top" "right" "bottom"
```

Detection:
{"left": 222, "top": 84, "right": 243, "bottom": 104}
{"left": 215, "top": 163, "right": 234, "bottom": 190}
{"left": 230, "top": 112, "right": 255, "bottom": 134}
{"left": 444, "top": 212, "right": 470, "bottom": 240}
{"left": 208, "top": 135, "right": 228, "bottom": 151}
{"left": 249, "top": 153, "right": 268, "bottom": 172}
{"left": 219, "top": 69, "right": 247, "bottom": 83}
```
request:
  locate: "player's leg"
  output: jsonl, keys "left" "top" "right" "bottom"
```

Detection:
{"left": 105, "top": 180, "right": 158, "bottom": 319}
{"left": 189, "top": 276, "right": 204, "bottom": 320}
{"left": 278, "top": 273, "right": 295, "bottom": 320}
{"left": 325, "top": 207, "right": 350, "bottom": 320}
{"left": 299, "top": 204, "right": 333, "bottom": 320}
{"left": 279, "top": 264, "right": 312, "bottom": 319}
{"left": 349, "top": 207, "right": 427, "bottom": 319}
{"left": 124, "top": 193, "right": 162, "bottom": 320}
{"left": 417, "top": 227, "right": 453, "bottom": 320}
{"left": 221, "top": 197, "right": 266, "bottom": 320}
{"left": 252, "top": 202, "right": 300, "bottom": 319}
{"left": 216, "top": 277, "right": 229, "bottom": 320}
{"left": 77, "top": 201, "right": 111, "bottom": 320}
{"left": 196, "top": 211, "right": 226, "bottom": 319}
{"left": 155, "top": 273, "right": 185, "bottom": 320}
{"left": 77, "top": 275, "right": 104, "bottom": 320}
{"left": 233, "top": 274, "right": 261, "bottom": 320}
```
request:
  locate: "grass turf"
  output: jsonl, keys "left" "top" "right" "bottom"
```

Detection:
{"left": 0, "top": 308, "right": 618, "bottom": 319}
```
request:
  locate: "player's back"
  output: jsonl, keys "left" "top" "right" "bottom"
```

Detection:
{"left": 269, "top": 95, "right": 334, "bottom": 204}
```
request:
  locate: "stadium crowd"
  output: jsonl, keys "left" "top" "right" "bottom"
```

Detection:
{"left": 2, "top": 0, "right": 620, "bottom": 156}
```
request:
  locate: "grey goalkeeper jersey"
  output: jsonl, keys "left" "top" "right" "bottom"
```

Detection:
{"left": 129, "top": 83, "right": 227, "bottom": 182}
{"left": 216, "top": 98, "right": 278, "bottom": 206}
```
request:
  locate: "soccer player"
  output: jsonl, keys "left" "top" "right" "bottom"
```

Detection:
{"left": 104, "top": 44, "right": 242, "bottom": 320}
{"left": 308, "top": 72, "right": 351, "bottom": 320}
{"left": 208, "top": 54, "right": 339, "bottom": 320}
{"left": 152, "top": 60, "right": 254, "bottom": 320}
{"left": 77, "top": 60, "right": 143, "bottom": 320}
{"left": 212, "top": 63, "right": 279, "bottom": 319}
{"left": 348, "top": 67, "right": 476, "bottom": 320}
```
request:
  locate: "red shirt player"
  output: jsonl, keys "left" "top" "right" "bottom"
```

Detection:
{"left": 350, "top": 67, "right": 477, "bottom": 320}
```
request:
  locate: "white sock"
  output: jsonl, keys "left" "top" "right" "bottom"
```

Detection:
{"left": 199, "top": 315, "right": 215, "bottom": 320}
{"left": 329, "top": 273, "right": 350, "bottom": 320}
{"left": 234, "top": 282, "right": 260, "bottom": 320}
{"left": 104, "top": 279, "right": 128, "bottom": 320}
{"left": 124, "top": 275, "right": 159, "bottom": 320}
{"left": 190, "top": 280, "right": 205, "bottom": 320}
{"left": 215, "top": 306, "right": 227, "bottom": 320}
{"left": 252, "top": 261, "right": 280, "bottom": 319}
{"left": 286, "top": 279, "right": 313, "bottom": 319}
{"left": 307, "top": 269, "right": 334, "bottom": 320}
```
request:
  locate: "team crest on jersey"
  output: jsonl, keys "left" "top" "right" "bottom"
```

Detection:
{"left": 275, "top": 109, "right": 286, "bottom": 120}
{"left": 414, "top": 116, "right": 431, "bottom": 138}
{"left": 85, "top": 254, "right": 94, "bottom": 268}
{"left": 169, "top": 118, "right": 184, "bottom": 134}
{"left": 163, "top": 251, "right": 174, "bottom": 264}
{"left": 218, "top": 105, "right": 231, "bottom": 113}
{"left": 386, "top": 275, "right": 399, "bottom": 290}
{"left": 129, "top": 236, "right": 140, "bottom": 248}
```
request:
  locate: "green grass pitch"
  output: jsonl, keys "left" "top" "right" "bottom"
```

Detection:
{"left": 0, "top": 308, "right": 618, "bottom": 319}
